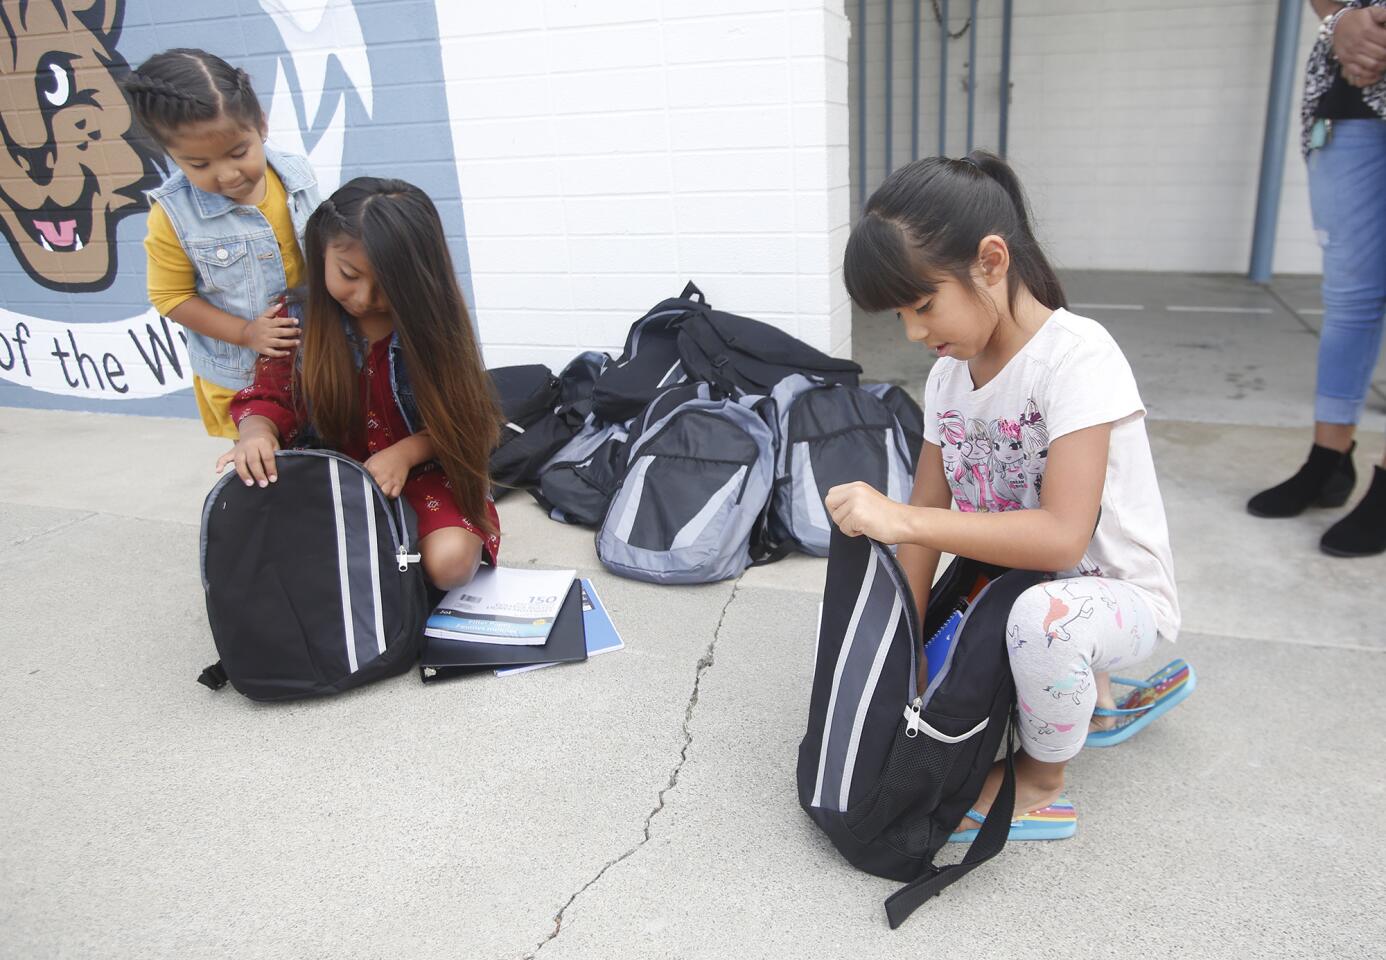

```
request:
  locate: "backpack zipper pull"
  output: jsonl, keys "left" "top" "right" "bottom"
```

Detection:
{"left": 905, "top": 697, "right": 923, "bottom": 738}
{"left": 397, "top": 545, "right": 421, "bottom": 572}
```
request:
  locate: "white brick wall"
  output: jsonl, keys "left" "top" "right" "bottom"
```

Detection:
{"left": 848, "top": 0, "right": 1323, "bottom": 275}
{"left": 436, "top": 1, "right": 854, "bottom": 370}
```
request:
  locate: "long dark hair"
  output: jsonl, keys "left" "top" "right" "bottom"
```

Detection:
{"left": 843, "top": 151, "right": 1066, "bottom": 316}
{"left": 123, "top": 48, "right": 265, "bottom": 144}
{"left": 301, "top": 178, "right": 502, "bottom": 536}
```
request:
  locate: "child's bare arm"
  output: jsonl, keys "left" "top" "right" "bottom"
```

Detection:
{"left": 827, "top": 423, "right": 1111, "bottom": 572}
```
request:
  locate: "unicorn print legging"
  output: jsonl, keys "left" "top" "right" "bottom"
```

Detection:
{"left": 1005, "top": 576, "right": 1159, "bottom": 763}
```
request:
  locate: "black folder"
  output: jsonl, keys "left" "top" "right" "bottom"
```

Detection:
{"left": 419, "top": 580, "right": 587, "bottom": 682}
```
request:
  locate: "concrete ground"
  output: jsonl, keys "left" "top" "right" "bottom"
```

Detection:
{"left": 2, "top": 271, "right": 1384, "bottom": 959}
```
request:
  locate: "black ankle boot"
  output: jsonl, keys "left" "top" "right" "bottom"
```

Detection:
{"left": 1321, "top": 465, "right": 1386, "bottom": 557}
{"left": 1247, "top": 442, "right": 1356, "bottom": 518}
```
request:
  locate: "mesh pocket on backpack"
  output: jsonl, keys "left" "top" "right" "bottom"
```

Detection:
{"left": 843, "top": 709, "right": 986, "bottom": 851}
{"left": 882, "top": 804, "right": 935, "bottom": 859}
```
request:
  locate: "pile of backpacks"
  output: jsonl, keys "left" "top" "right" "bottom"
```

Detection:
{"left": 487, "top": 282, "right": 924, "bottom": 585}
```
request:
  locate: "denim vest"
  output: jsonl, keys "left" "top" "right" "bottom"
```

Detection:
{"left": 344, "top": 316, "right": 421, "bottom": 435}
{"left": 148, "top": 147, "right": 321, "bottom": 390}
{"left": 281, "top": 301, "right": 422, "bottom": 445}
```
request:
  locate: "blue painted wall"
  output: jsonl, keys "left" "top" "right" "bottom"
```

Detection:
{"left": 0, "top": 0, "right": 471, "bottom": 416}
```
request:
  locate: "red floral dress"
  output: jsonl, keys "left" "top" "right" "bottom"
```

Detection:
{"left": 232, "top": 336, "right": 500, "bottom": 564}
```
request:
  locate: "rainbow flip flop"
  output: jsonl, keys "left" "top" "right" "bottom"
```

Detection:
{"left": 1085, "top": 659, "right": 1196, "bottom": 748}
{"left": 946, "top": 795, "right": 1077, "bottom": 843}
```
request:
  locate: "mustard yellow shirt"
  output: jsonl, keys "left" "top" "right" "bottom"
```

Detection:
{"left": 144, "top": 167, "right": 305, "bottom": 317}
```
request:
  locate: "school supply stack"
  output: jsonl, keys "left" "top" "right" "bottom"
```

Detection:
{"left": 424, "top": 566, "right": 575, "bottom": 644}
{"left": 496, "top": 579, "right": 624, "bottom": 676}
{"left": 417, "top": 566, "right": 626, "bottom": 680}
{"left": 420, "top": 576, "right": 588, "bottom": 681}
{"left": 483, "top": 281, "right": 925, "bottom": 586}
{"left": 797, "top": 527, "right": 1045, "bottom": 927}
{"left": 197, "top": 450, "right": 430, "bottom": 701}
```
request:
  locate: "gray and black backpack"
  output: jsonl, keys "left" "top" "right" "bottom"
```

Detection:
{"left": 596, "top": 384, "right": 775, "bottom": 584}
{"left": 590, "top": 283, "right": 704, "bottom": 423}
{"left": 197, "top": 450, "right": 429, "bottom": 701}
{"left": 765, "top": 375, "right": 924, "bottom": 557}
{"left": 532, "top": 417, "right": 631, "bottom": 527}
{"left": 798, "top": 529, "right": 1044, "bottom": 926}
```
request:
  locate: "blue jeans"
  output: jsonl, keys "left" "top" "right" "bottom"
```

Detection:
{"left": 1308, "top": 119, "right": 1386, "bottom": 427}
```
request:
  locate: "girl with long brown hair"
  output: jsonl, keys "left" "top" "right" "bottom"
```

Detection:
{"left": 216, "top": 177, "right": 502, "bottom": 589}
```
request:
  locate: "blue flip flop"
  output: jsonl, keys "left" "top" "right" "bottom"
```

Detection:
{"left": 1085, "top": 659, "right": 1196, "bottom": 748}
{"left": 946, "top": 795, "right": 1077, "bottom": 843}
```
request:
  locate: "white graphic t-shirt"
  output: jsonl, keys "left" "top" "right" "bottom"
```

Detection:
{"left": 922, "top": 308, "right": 1180, "bottom": 641}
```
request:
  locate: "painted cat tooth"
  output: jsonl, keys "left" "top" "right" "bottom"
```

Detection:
{"left": 73, "top": 234, "right": 83, "bottom": 251}
{"left": 38, "top": 235, "right": 53, "bottom": 253}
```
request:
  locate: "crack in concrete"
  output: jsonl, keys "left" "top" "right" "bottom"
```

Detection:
{"left": 524, "top": 580, "right": 741, "bottom": 959}
{"left": 5, "top": 511, "right": 96, "bottom": 548}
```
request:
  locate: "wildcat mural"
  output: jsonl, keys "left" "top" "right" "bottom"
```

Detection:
{"left": 0, "top": 0, "right": 471, "bottom": 412}
{"left": 0, "top": 0, "right": 161, "bottom": 291}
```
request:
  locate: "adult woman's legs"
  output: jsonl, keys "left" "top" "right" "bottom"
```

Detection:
{"left": 1248, "top": 120, "right": 1386, "bottom": 535}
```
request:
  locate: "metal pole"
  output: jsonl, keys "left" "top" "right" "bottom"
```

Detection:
{"left": 966, "top": 0, "right": 978, "bottom": 152}
{"left": 999, "top": 0, "right": 1013, "bottom": 158}
{"left": 858, "top": 0, "right": 868, "bottom": 208}
{"left": 911, "top": 0, "right": 921, "bottom": 160}
{"left": 1249, "top": 0, "right": 1304, "bottom": 283}
{"left": 938, "top": 0, "right": 949, "bottom": 155}
{"left": 885, "top": 0, "right": 894, "bottom": 174}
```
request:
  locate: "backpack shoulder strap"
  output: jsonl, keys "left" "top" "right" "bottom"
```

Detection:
{"left": 197, "top": 661, "right": 229, "bottom": 690}
{"left": 883, "top": 720, "right": 1018, "bottom": 928}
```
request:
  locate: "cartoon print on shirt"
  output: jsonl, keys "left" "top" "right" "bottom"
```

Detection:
{"left": 987, "top": 417, "right": 1026, "bottom": 509}
{"left": 935, "top": 398, "right": 1050, "bottom": 512}
{"left": 960, "top": 418, "right": 994, "bottom": 508}
{"left": 1018, "top": 399, "right": 1049, "bottom": 504}
{"left": 938, "top": 410, "right": 981, "bottom": 512}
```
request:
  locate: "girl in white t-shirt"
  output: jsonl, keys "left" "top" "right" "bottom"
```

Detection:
{"left": 826, "top": 151, "right": 1187, "bottom": 842}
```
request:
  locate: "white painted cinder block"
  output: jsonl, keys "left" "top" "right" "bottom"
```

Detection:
{"left": 437, "top": 2, "right": 853, "bottom": 367}
{"left": 848, "top": 0, "right": 1325, "bottom": 276}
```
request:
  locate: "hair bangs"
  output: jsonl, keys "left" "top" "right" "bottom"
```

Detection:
{"left": 843, "top": 213, "right": 938, "bottom": 313}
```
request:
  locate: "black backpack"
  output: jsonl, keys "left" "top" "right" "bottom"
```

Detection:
{"left": 797, "top": 529, "right": 1045, "bottom": 927}
{"left": 198, "top": 450, "right": 429, "bottom": 701}
{"left": 531, "top": 419, "right": 630, "bottom": 526}
{"left": 763, "top": 376, "right": 924, "bottom": 557}
{"left": 596, "top": 383, "right": 776, "bottom": 584}
{"left": 590, "top": 282, "right": 706, "bottom": 422}
{"left": 488, "top": 364, "right": 574, "bottom": 494}
{"left": 555, "top": 350, "right": 609, "bottom": 410}
{"left": 677, "top": 306, "right": 862, "bottom": 399}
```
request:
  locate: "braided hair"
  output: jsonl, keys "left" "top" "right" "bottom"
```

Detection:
{"left": 123, "top": 48, "right": 264, "bottom": 144}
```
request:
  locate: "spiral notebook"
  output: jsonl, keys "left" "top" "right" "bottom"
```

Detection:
{"left": 419, "top": 580, "right": 587, "bottom": 681}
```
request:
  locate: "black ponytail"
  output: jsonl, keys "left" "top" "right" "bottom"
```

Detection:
{"left": 843, "top": 150, "right": 1066, "bottom": 315}
{"left": 123, "top": 48, "right": 265, "bottom": 144}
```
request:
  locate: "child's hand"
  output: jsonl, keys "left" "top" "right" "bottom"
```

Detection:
{"left": 216, "top": 434, "right": 281, "bottom": 487}
{"left": 240, "top": 304, "right": 301, "bottom": 358}
{"left": 365, "top": 446, "right": 411, "bottom": 498}
{"left": 825, "top": 481, "right": 911, "bottom": 544}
